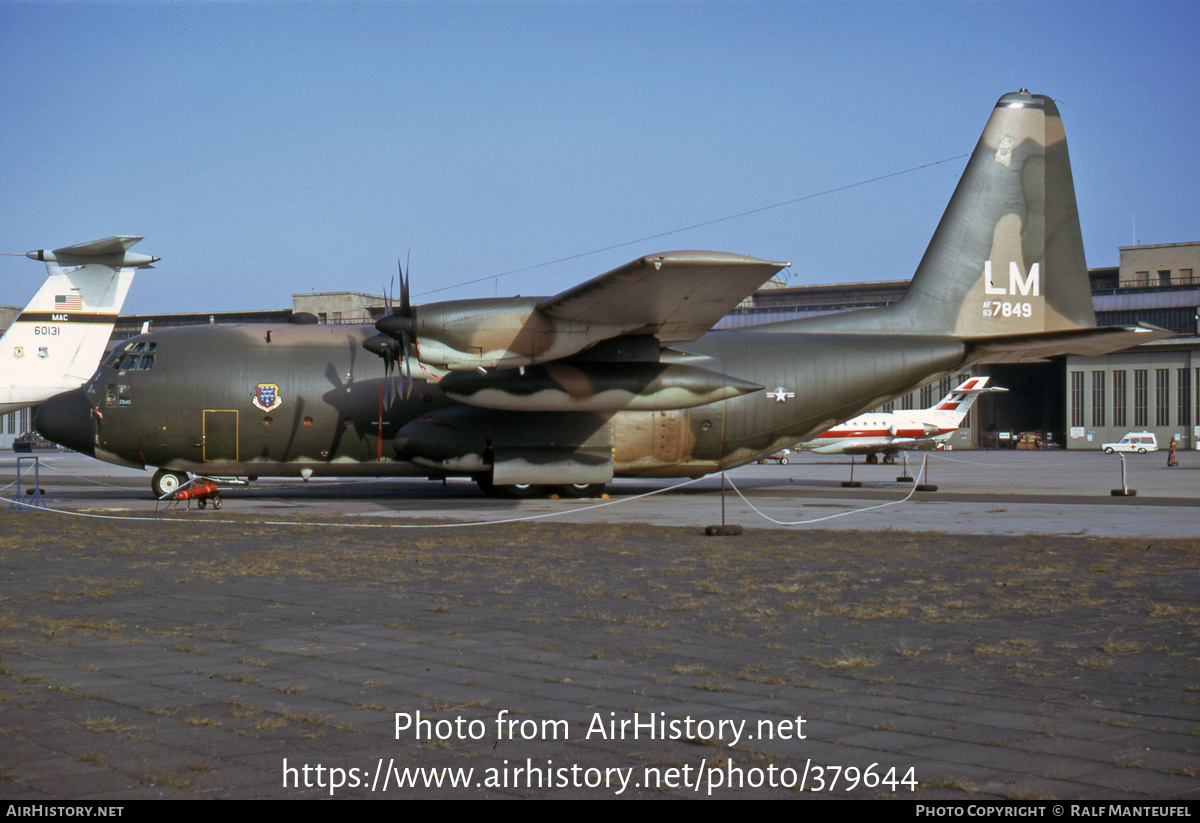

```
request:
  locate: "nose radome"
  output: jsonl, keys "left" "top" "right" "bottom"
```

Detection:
{"left": 35, "top": 388, "right": 96, "bottom": 456}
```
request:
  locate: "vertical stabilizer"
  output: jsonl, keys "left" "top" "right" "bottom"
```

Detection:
{"left": 1, "top": 236, "right": 155, "bottom": 414}
{"left": 894, "top": 91, "right": 1094, "bottom": 337}
{"left": 927, "top": 376, "right": 1006, "bottom": 427}
{"left": 766, "top": 91, "right": 1101, "bottom": 342}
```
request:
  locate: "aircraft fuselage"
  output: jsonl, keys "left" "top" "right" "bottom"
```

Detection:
{"left": 46, "top": 321, "right": 966, "bottom": 486}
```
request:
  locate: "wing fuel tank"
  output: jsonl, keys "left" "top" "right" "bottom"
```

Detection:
{"left": 438, "top": 362, "right": 761, "bottom": 412}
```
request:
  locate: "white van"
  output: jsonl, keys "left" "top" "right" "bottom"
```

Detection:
{"left": 1101, "top": 432, "right": 1159, "bottom": 454}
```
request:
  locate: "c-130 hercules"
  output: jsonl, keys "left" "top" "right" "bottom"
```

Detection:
{"left": 36, "top": 91, "right": 1170, "bottom": 498}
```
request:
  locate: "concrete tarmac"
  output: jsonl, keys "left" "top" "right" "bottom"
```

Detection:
{"left": 0, "top": 449, "right": 1197, "bottom": 799}
{"left": 4, "top": 447, "right": 1198, "bottom": 537}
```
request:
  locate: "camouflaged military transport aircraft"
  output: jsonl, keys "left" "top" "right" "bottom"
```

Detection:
{"left": 2, "top": 237, "right": 156, "bottom": 415}
{"left": 35, "top": 92, "right": 1171, "bottom": 498}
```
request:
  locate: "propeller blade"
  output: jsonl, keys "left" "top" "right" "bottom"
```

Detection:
{"left": 400, "top": 249, "right": 412, "bottom": 318}
{"left": 384, "top": 352, "right": 395, "bottom": 407}
{"left": 368, "top": 249, "right": 418, "bottom": 405}
{"left": 400, "top": 331, "right": 413, "bottom": 400}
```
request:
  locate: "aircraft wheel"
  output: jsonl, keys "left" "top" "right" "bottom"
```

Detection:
{"left": 213, "top": 495, "right": 222, "bottom": 510}
{"left": 475, "top": 476, "right": 547, "bottom": 498}
{"left": 865, "top": 454, "right": 878, "bottom": 465}
{"left": 495, "top": 483, "right": 547, "bottom": 499}
{"left": 151, "top": 468, "right": 187, "bottom": 499}
{"left": 883, "top": 454, "right": 896, "bottom": 465}
{"left": 558, "top": 483, "right": 605, "bottom": 498}
{"left": 197, "top": 497, "right": 207, "bottom": 509}
{"left": 779, "top": 457, "right": 788, "bottom": 465}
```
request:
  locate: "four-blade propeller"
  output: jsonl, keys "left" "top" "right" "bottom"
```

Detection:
{"left": 364, "top": 254, "right": 417, "bottom": 404}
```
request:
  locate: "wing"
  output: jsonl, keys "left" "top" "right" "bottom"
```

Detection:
{"left": 373, "top": 250, "right": 788, "bottom": 371}
{"left": 538, "top": 251, "right": 789, "bottom": 345}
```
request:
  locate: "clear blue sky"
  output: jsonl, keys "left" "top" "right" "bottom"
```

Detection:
{"left": 2, "top": 0, "right": 1197, "bottom": 315}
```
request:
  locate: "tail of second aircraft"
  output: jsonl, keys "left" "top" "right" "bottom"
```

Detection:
{"left": 927, "top": 376, "right": 1006, "bottom": 427}
{"left": 769, "top": 91, "right": 1171, "bottom": 358}
{"left": 0, "top": 236, "right": 156, "bottom": 414}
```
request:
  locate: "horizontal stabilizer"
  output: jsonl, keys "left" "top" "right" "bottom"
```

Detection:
{"left": 968, "top": 323, "right": 1173, "bottom": 364}
{"left": 26, "top": 236, "right": 159, "bottom": 268}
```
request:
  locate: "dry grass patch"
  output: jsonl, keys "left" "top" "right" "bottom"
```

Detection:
{"left": 80, "top": 715, "right": 139, "bottom": 734}
{"left": 818, "top": 652, "right": 880, "bottom": 670}
{"left": 1101, "top": 636, "right": 1143, "bottom": 655}
{"left": 183, "top": 714, "right": 221, "bottom": 727}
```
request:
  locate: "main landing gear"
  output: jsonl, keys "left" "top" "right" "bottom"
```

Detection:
{"left": 151, "top": 468, "right": 223, "bottom": 509}
{"left": 151, "top": 468, "right": 188, "bottom": 499}
{"left": 475, "top": 476, "right": 606, "bottom": 499}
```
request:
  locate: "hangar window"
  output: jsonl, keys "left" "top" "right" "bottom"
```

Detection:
{"left": 1091, "top": 371, "right": 1105, "bottom": 427}
{"left": 1156, "top": 370, "right": 1170, "bottom": 427}
{"left": 1112, "top": 370, "right": 1127, "bottom": 428}
{"left": 1178, "top": 369, "right": 1191, "bottom": 428}
{"left": 1134, "top": 370, "right": 1148, "bottom": 427}
{"left": 1070, "top": 371, "right": 1084, "bottom": 428}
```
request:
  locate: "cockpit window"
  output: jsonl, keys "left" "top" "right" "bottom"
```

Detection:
{"left": 112, "top": 342, "right": 156, "bottom": 373}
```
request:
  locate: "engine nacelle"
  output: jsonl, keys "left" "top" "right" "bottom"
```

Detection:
{"left": 411, "top": 297, "right": 627, "bottom": 371}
